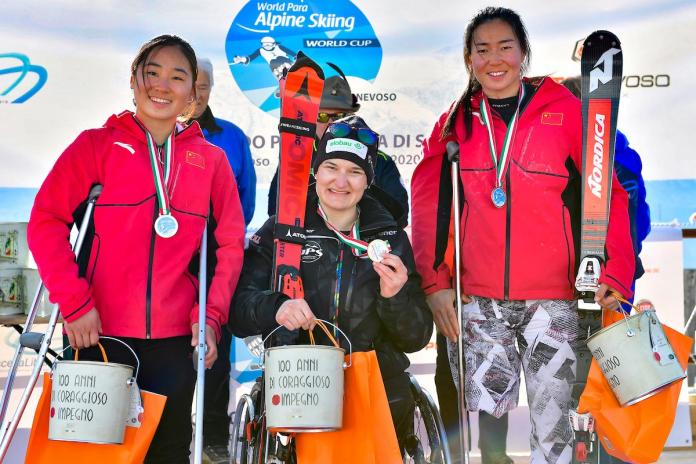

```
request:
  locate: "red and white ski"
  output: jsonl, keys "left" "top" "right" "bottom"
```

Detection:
{"left": 272, "top": 52, "right": 324, "bottom": 298}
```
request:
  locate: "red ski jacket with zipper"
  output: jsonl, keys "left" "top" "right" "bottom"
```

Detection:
{"left": 411, "top": 78, "right": 634, "bottom": 301}
{"left": 28, "top": 111, "right": 245, "bottom": 340}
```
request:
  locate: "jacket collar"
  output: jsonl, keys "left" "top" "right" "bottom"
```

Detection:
{"left": 105, "top": 110, "right": 202, "bottom": 143}
{"left": 192, "top": 106, "right": 222, "bottom": 135}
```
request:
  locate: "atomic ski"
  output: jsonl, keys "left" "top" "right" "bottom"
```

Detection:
{"left": 272, "top": 52, "right": 324, "bottom": 299}
{"left": 570, "top": 30, "right": 623, "bottom": 464}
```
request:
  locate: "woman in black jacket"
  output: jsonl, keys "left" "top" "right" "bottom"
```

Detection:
{"left": 230, "top": 115, "right": 433, "bottom": 446}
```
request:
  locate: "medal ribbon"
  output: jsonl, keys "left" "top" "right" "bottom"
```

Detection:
{"left": 479, "top": 85, "right": 525, "bottom": 189}
{"left": 317, "top": 202, "right": 368, "bottom": 258}
{"left": 145, "top": 130, "right": 174, "bottom": 216}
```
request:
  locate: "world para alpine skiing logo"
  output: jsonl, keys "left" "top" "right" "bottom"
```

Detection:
{"left": 589, "top": 48, "right": 621, "bottom": 93}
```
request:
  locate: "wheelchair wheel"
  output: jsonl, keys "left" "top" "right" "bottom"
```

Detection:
{"left": 230, "top": 392, "right": 257, "bottom": 464}
{"left": 404, "top": 374, "right": 451, "bottom": 464}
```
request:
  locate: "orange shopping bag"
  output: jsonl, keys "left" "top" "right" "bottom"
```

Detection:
{"left": 295, "top": 350, "right": 402, "bottom": 464}
{"left": 24, "top": 372, "right": 166, "bottom": 464}
{"left": 578, "top": 309, "right": 693, "bottom": 464}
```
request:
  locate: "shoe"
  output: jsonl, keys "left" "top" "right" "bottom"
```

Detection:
{"left": 202, "top": 443, "right": 230, "bottom": 464}
{"left": 481, "top": 450, "right": 514, "bottom": 464}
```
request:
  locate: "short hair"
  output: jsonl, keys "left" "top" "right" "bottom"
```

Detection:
{"left": 197, "top": 57, "right": 214, "bottom": 87}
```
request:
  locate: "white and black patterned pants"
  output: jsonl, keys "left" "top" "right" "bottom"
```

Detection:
{"left": 448, "top": 297, "right": 579, "bottom": 464}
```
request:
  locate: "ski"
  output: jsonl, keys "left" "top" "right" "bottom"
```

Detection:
{"left": 272, "top": 52, "right": 324, "bottom": 299}
{"left": 570, "top": 30, "right": 623, "bottom": 464}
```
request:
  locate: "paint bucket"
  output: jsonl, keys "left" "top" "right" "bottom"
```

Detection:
{"left": 49, "top": 338, "right": 139, "bottom": 444}
{"left": 263, "top": 320, "right": 351, "bottom": 432}
{"left": 587, "top": 309, "right": 685, "bottom": 406}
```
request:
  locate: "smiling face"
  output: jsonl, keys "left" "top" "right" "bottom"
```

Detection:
{"left": 467, "top": 19, "right": 525, "bottom": 99}
{"left": 315, "top": 158, "right": 368, "bottom": 218}
{"left": 131, "top": 45, "right": 195, "bottom": 130}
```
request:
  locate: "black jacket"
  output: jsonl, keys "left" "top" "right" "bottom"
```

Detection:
{"left": 230, "top": 190, "right": 432, "bottom": 379}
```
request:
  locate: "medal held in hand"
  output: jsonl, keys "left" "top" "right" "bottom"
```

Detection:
{"left": 145, "top": 128, "right": 178, "bottom": 239}
{"left": 367, "top": 239, "right": 391, "bottom": 263}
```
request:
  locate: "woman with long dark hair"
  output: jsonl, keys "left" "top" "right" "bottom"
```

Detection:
{"left": 411, "top": 7, "right": 635, "bottom": 463}
{"left": 28, "top": 35, "right": 245, "bottom": 463}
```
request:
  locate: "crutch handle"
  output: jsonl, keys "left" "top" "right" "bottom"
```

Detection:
{"left": 446, "top": 141, "right": 460, "bottom": 162}
{"left": 88, "top": 184, "right": 103, "bottom": 200}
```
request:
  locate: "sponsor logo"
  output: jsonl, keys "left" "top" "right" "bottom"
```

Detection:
{"left": 113, "top": 142, "right": 135, "bottom": 155}
{"left": 589, "top": 48, "right": 621, "bottom": 93}
{"left": 0, "top": 53, "right": 48, "bottom": 103}
{"left": 285, "top": 229, "right": 306, "bottom": 240}
{"left": 587, "top": 113, "right": 606, "bottom": 198}
{"left": 622, "top": 74, "right": 670, "bottom": 88}
{"left": 301, "top": 240, "right": 323, "bottom": 263}
{"left": 326, "top": 138, "right": 367, "bottom": 158}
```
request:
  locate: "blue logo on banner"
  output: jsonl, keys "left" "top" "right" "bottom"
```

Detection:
{"left": 226, "top": 0, "right": 382, "bottom": 115}
{"left": 0, "top": 53, "right": 47, "bottom": 103}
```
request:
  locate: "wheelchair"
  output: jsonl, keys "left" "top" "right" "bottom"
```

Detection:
{"left": 229, "top": 365, "right": 451, "bottom": 464}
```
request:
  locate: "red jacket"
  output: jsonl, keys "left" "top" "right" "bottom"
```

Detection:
{"left": 28, "top": 111, "right": 245, "bottom": 340}
{"left": 411, "top": 78, "right": 634, "bottom": 301}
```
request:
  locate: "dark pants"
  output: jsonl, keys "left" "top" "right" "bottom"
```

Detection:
{"left": 78, "top": 336, "right": 195, "bottom": 464}
{"left": 435, "top": 331, "right": 509, "bottom": 460}
{"left": 202, "top": 327, "right": 232, "bottom": 446}
{"left": 384, "top": 371, "right": 416, "bottom": 452}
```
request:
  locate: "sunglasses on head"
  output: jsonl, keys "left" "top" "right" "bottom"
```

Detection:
{"left": 317, "top": 112, "right": 351, "bottom": 124}
{"left": 327, "top": 122, "right": 379, "bottom": 146}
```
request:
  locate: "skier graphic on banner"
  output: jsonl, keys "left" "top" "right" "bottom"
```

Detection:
{"left": 231, "top": 36, "right": 297, "bottom": 80}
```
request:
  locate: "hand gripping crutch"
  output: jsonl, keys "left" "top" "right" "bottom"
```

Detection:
{"left": 0, "top": 184, "right": 102, "bottom": 460}
{"left": 193, "top": 223, "right": 208, "bottom": 464}
{"left": 446, "top": 141, "right": 471, "bottom": 464}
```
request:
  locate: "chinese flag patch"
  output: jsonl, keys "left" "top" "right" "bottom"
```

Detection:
{"left": 185, "top": 151, "right": 205, "bottom": 169}
{"left": 541, "top": 112, "right": 563, "bottom": 126}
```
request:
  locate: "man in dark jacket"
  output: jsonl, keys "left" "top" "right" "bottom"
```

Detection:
{"left": 267, "top": 63, "right": 409, "bottom": 221}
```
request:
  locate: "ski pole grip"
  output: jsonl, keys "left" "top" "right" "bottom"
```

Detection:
{"left": 446, "top": 141, "right": 460, "bottom": 163}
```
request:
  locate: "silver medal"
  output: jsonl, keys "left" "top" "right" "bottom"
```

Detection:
{"left": 367, "top": 239, "right": 391, "bottom": 263}
{"left": 154, "top": 214, "right": 178, "bottom": 238}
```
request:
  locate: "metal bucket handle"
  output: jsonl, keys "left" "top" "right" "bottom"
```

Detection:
{"left": 262, "top": 319, "right": 353, "bottom": 368}
{"left": 610, "top": 293, "right": 642, "bottom": 338}
{"left": 65, "top": 337, "right": 141, "bottom": 383}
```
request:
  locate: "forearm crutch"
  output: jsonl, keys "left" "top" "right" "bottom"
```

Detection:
{"left": 447, "top": 141, "right": 470, "bottom": 464}
{"left": 193, "top": 223, "right": 208, "bottom": 464}
{"left": 0, "top": 184, "right": 102, "bottom": 460}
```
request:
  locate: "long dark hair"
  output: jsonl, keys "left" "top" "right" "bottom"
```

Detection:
{"left": 131, "top": 35, "right": 198, "bottom": 119}
{"left": 441, "top": 7, "right": 531, "bottom": 140}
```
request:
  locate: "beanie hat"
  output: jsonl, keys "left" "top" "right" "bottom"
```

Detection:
{"left": 314, "top": 115, "right": 378, "bottom": 185}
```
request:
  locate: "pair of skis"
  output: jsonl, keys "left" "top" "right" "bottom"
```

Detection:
{"left": 570, "top": 30, "right": 623, "bottom": 464}
{"left": 272, "top": 52, "right": 324, "bottom": 299}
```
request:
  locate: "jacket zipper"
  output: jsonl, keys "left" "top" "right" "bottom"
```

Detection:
{"left": 504, "top": 167, "right": 512, "bottom": 300}
{"left": 145, "top": 199, "right": 157, "bottom": 338}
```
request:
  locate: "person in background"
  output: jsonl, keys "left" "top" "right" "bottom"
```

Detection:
{"left": 411, "top": 7, "right": 635, "bottom": 464}
{"left": 192, "top": 58, "right": 256, "bottom": 226}
{"left": 189, "top": 57, "right": 256, "bottom": 464}
{"left": 27, "top": 35, "right": 245, "bottom": 463}
{"left": 267, "top": 63, "right": 409, "bottom": 223}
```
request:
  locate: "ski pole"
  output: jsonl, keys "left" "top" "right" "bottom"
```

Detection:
{"left": 446, "top": 141, "right": 470, "bottom": 464}
{"left": 0, "top": 184, "right": 102, "bottom": 461}
{"left": 193, "top": 223, "right": 208, "bottom": 464}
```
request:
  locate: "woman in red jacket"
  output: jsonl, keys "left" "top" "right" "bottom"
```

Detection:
{"left": 410, "top": 7, "right": 635, "bottom": 464}
{"left": 27, "top": 35, "right": 245, "bottom": 463}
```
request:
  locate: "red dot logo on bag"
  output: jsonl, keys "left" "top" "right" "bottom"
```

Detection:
{"left": 50, "top": 407, "right": 55, "bottom": 418}
{"left": 138, "top": 412, "right": 144, "bottom": 422}
{"left": 272, "top": 394, "right": 280, "bottom": 406}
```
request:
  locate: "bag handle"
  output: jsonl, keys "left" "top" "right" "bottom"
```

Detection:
{"left": 608, "top": 292, "right": 642, "bottom": 338}
{"left": 263, "top": 319, "right": 353, "bottom": 368}
{"left": 72, "top": 337, "right": 141, "bottom": 380}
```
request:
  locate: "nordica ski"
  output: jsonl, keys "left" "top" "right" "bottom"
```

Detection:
{"left": 570, "top": 30, "right": 623, "bottom": 464}
{"left": 272, "top": 52, "right": 324, "bottom": 298}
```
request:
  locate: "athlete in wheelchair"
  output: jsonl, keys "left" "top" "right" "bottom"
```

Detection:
{"left": 229, "top": 116, "right": 443, "bottom": 463}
